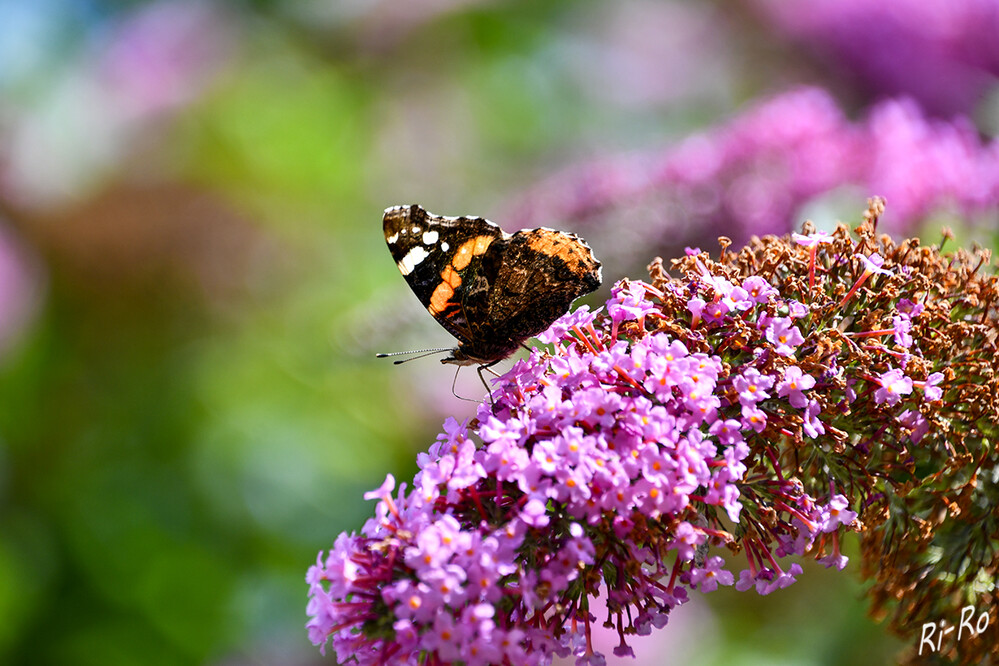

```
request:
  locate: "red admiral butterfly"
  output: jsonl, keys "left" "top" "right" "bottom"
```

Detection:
{"left": 379, "top": 204, "right": 602, "bottom": 372}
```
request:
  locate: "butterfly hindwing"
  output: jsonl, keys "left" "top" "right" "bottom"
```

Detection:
{"left": 469, "top": 228, "right": 603, "bottom": 359}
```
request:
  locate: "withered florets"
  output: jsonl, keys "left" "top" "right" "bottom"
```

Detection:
{"left": 660, "top": 197, "right": 997, "bottom": 665}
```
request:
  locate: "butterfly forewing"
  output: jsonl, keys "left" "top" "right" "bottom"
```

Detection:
{"left": 383, "top": 204, "right": 508, "bottom": 346}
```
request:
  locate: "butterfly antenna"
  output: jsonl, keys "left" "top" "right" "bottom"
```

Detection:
{"left": 376, "top": 348, "right": 451, "bottom": 365}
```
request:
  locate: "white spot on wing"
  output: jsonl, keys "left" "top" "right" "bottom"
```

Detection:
{"left": 387, "top": 232, "right": 399, "bottom": 244}
{"left": 440, "top": 241, "right": 449, "bottom": 252}
{"left": 398, "top": 246, "right": 429, "bottom": 275}
{"left": 422, "top": 230, "right": 439, "bottom": 245}
{"left": 412, "top": 226, "right": 421, "bottom": 234}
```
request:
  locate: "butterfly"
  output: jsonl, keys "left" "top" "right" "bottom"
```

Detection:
{"left": 379, "top": 204, "right": 602, "bottom": 374}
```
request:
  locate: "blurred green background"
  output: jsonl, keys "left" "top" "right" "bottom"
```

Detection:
{"left": 0, "top": 0, "right": 994, "bottom": 664}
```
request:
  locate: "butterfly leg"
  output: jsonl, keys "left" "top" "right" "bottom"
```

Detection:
{"left": 476, "top": 360, "right": 503, "bottom": 407}
{"left": 450, "top": 366, "right": 479, "bottom": 403}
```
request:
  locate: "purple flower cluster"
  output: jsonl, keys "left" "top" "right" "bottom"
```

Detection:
{"left": 751, "top": 0, "right": 999, "bottom": 116}
{"left": 505, "top": 88, "right": 999, "bottom": 249}
{"left": 303, "top": 233, "right": 968, "bottom": 662}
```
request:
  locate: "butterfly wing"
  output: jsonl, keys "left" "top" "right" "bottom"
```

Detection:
{"left": 467, "top": 227, "right": 602, "bottom": 358}
{"left": 383, "top": 204, "right": 508, "bottom": 347}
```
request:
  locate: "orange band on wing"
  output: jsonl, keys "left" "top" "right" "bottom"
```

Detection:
{"left": 473, "top": 234, "right": 493, "bottom": 255}
{"left": 429, "top": 282, "right": 454, "bottom": 315}
{"left": 429, "top": 236, "right": 492, "bottom": 314}
{"left": 452, "top": 235, "right": 494, "bottom": 271}
{"left": 527, "top": 231, "right": 590, "bottom": 271}
{"left": 429, "top": 264, "right": 463, "bottom": 315}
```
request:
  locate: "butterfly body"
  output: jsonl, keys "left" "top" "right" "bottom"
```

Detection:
{"left": 383, "top": 204, "right": 602, "bottom": 367}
